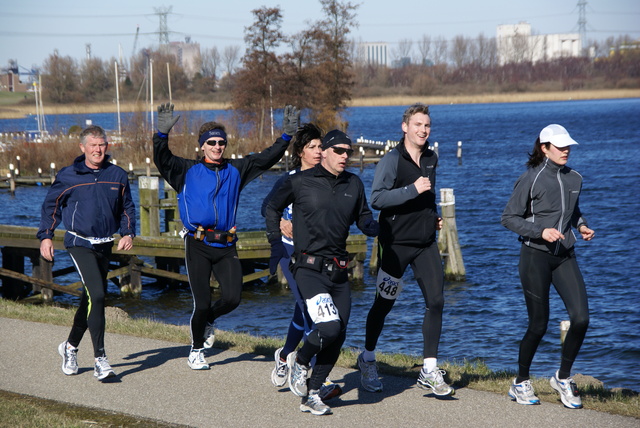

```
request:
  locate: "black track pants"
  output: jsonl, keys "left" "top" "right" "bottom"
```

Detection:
{"left": 517, "top": 245, "right": 589, "bottom": 378}
{"left": 67, "top": 245, "right": 112, "bottom": 358}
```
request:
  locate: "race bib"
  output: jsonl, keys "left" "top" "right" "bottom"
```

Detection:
{"left": 376, "top": 269, "right": 403, "bottom": 300}
{"left": 306, "top": 293, "right": 340, "bottom": 324}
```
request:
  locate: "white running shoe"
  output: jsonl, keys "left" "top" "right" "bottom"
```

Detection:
{"left": 550, "top": 371, "right": 583, "bottom": 409}
{"left": 417, "top": 367, "right": 455, "bottom": 396}
{"left": 188, "top": 348, "right": 210, "bottom": 370}
{"left": 508, "top": 378, "right": 541, "bottom": 405}
{"left": 58, "top": 341, "right": 78, "bottom": 376}
{"left": 357, "top": 352, "right": 383, "bottom": 392}
{"left": 300, "top": 389, "right": 332, "bottom": 416}
{"left": 271, "top": 347, "right": 288, "bottom": 387}
{"left": 94, "top": 356, "right": 116, "bottom": 381}
{"left": 287, "top": 351, "right": 309, "bottom": 397}
{"left": 203, "top": 323, "right": 215, "bottom": 349}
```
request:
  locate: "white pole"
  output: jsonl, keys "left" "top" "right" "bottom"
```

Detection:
{"left": 167, "top": 62, "right": 172, "bottom": 104}
{"left": 269, "top": 85, "right": 274, "bottom": 141}
{"left": 114, "top": 61, "right": 121, "bottom": 136}
{"left": 150, "top": 59, "right": 154, "bottom": 133}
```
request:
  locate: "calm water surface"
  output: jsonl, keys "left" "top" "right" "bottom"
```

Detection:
{"left": 1, "top": 98, "right": 639, "bottom": 390}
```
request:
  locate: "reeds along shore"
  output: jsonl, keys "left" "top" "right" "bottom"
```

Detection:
{"left": 0, "top": 89, "right": 639, "bottom": 119}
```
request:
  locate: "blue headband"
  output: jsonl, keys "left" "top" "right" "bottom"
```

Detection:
{"left": 198, "top": 129, "right": 227, "bottom": 147}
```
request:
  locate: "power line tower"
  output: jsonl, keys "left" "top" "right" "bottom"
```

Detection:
{"left": 577, "top": 0, "right": 587, "bottom": 55}
{"left": 155, "top": 6, "right": 172, "bottom": 46}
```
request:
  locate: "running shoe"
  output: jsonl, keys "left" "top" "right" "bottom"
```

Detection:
{"left": 417, "top": 367, "right": 455, "bottom": 396}
{"left": 287, "top": 351, "right": 309, "bottom": 397}
{"left": 550, "top": 371, "right": 583, "bottom": 409}
{"left": 58, "top": 341, "right": 78, "bottom": 376}
{"left": 508, "top": 378, "right": 541, "bottom": 405}
{"left": 300, "top": 389, "right": 332, "bottom": 416}
{"left": 318, "top": 379, "right": 343, "bottom": 401}
{"left": 203, "top": 322, "right": 215, "bottom": 349}
{"left": 187, "top": 348, "right": 210, "bottom": 370}
{"left": 94, "top": 356, "right": 116, "bottom": 381}
{"left": 357, "top": 352, "right": 383, "bottom": 392}
{"left": 271, "top": 347, "right": 288, "bottom": 387}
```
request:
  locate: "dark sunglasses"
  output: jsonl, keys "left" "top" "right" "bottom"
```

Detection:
{"left": 205, "top": 139, "right": 227, "bottom": 147}
{"left": 332, "top": 147, "right": 354, "bottom": 156}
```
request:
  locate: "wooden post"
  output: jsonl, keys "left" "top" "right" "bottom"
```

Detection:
{"left": 139, "top": 176, "right": 160, "bottom": 236}
{"left": 31, "top": 254, "right": 54, "bottom": 301}
{"left": 50, "top": 162, "right": 56, "bottom": 184}
{"left": 457, "top": 141, "right": 462, "bottom": 165}
{"left": 359, "top": 149, "right": 364, "bottom": 173}
{"left": 439, "top": 188, "right": 466, "bottom": 281}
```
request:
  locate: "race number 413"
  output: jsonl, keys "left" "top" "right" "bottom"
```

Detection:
{"left": 306, "top": 293, "right": 340, "bottom": 324}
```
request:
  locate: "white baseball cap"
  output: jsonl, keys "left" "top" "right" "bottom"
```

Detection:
{"left": 539, "top": 124, "right": 579, "bottom": 148}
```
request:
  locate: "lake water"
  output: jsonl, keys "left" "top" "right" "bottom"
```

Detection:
{"left": 1, "top": 98, "right": 639, "bottom": 391}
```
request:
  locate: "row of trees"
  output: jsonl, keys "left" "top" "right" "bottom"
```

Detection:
{"left": 30, "top": 1, "right": 639, "bottom": 142}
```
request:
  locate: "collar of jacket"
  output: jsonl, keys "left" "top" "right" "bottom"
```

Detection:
{"left": 202, "top": 157, "right": 228, "bottom": 170}
{"left": 313, "top": 163, "right": 349, "bottom": 182}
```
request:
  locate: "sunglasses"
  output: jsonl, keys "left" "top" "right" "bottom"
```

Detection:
{"left": 205, "top": 139, "right": 228, "bottom": 147}
{"left": 332, "top": 147, "right": 354, "bottom": 156}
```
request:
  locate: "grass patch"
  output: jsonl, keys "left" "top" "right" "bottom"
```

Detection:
{"left": 1, "top": 298, "right": 638, "bottom": 423}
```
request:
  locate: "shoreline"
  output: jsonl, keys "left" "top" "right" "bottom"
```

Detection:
{"left": 0, "top": 89, "right": 638, "bottom": 120}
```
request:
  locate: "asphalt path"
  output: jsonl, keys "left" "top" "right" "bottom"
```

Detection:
{"left": 0, "top": 317, "right": 637, "bottom": 428}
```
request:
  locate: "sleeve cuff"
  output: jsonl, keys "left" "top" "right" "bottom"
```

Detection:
{"left": 281, "top": 133, "right": 292, "bottom": 142}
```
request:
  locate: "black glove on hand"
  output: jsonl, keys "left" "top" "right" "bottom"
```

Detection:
{"left": 269, "top": 239, "right": 287, "bottom": 275}
{"left": 282, "top": 105, "right": 300, "bottom": 136}
{"left": 157, "top": 103, "right": 181, "bottom": 135}
{"left": 362, "top": 218, "right": 380, "bottom": 237}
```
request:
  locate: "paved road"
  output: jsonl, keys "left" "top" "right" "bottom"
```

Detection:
{"left": 0, "top": 317, "right": 637, "bottom": 428}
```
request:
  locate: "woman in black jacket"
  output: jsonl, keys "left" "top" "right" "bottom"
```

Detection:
{"left": 502, "top": 124, "right": 595, "bottom": 409}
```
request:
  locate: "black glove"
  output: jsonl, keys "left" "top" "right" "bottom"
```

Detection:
{"left": 282, "top": 105, "right": 300, "bottom": 136}
{"left": 361, "top": 218, "right": 379, "bottom": 237}
{"left": 157, "top": 103, "right": 181, "bottom": 135}
{"left": 269, "top": 239, "right": 287, "bottom": 275}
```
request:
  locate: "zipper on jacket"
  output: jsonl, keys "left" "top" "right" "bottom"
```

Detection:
{"left": 554, "top": 169, "right": 565, "bottom": 256}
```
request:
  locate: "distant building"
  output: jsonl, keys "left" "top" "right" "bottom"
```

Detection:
{"left": 168, "top": 38, "right": 202, "bottom": 79}
{"left": 496, "top": 22, "right": 581, "bottom": 65}
{"left": 0, "top": 71, "right": 28, "bottom": 92}
{"left": 358, "top": 42, "right": 389, "bottom": 67}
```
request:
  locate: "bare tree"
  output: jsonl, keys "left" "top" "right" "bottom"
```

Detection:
{"left": 432, "top": 36, "right": 449, "bottom": 65}
{"left": 391, "top": 38, "right": 413, "bottom": 66}
{"left": 451, "top": 35, "right": 469, "bottom": 68}
{"left": 232, "top": 7, "right": 285, "bottom": 143}
{"left": 42, "top": 51, "right": 79, "bottom": 103}
{"left": 222, "top": 45, "right": 241, "bottom": 76}
{"left": 201, "top": 46, "right": 221, "bottom": 79}
{"left": 417, "top": 35, "right": 432, "bottom": 65}
{"left": 80, "top": 57, "right": 112, "bottom": 100}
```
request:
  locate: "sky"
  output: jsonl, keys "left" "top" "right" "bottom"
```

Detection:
{"left": 1, "top": 0, "right": 638, "bottom": 73}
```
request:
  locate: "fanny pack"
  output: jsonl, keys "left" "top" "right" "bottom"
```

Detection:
{"left": 294, "top": 253, "right": 350, "bottom": 283}
{"left": 192, "top": 226, "right": 236, "bottom": 244}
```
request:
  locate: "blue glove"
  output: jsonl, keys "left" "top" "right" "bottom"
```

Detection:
{"left": 361, "top": 218, "right": 379, "bottom": 237}
{"left": 269, "top": 240, "right": 287, "bottom": 275}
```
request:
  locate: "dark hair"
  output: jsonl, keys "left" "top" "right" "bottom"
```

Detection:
{"left": 291, "top": 123, "right": 323, "bottom": 169}
{"left": 526, "top": 138, "right": 549, "bottom": 168}
{"left": 402, "top": 103, "right": 430, "bottom": 125}
{"left": 198, "top": 121, "right": 226, "bottom": 138}
{"left": 79, "top": 125, "right": 107, "bottom": 145}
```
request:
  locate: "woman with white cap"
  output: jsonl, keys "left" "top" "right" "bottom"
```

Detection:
{"left": 501, "top": 124, "right": 595, "bottom": 409}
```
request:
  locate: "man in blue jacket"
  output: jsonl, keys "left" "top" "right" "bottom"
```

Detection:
{"left": 38, "top": 125, "right": 136, "bottom": 382}
{"left": 153, "top": 103, "right": 297, "bottom": 370}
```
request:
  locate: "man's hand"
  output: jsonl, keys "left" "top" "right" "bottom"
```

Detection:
{"left": 269, "top": 240, "right": 287, "bottom": 275}
{"left": 40, "top": 239, "right": 54, "bottom": 262}
{"left": 361, "top": 218, "right": 379, "bottom": 237}
{"left": 117, "top": 235, "right": 134, "bottom": 251}
{"left": 157, "top": 103, "right": 181, "bottom": 135}
{"left": 282, "top": 105, "right": 300, "bottom": 136}
{"left": 413, "top": 176, "right": 432, "bottom": 194}
{"left": 280, "top": 219, "right": 293, "bottom": 240}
